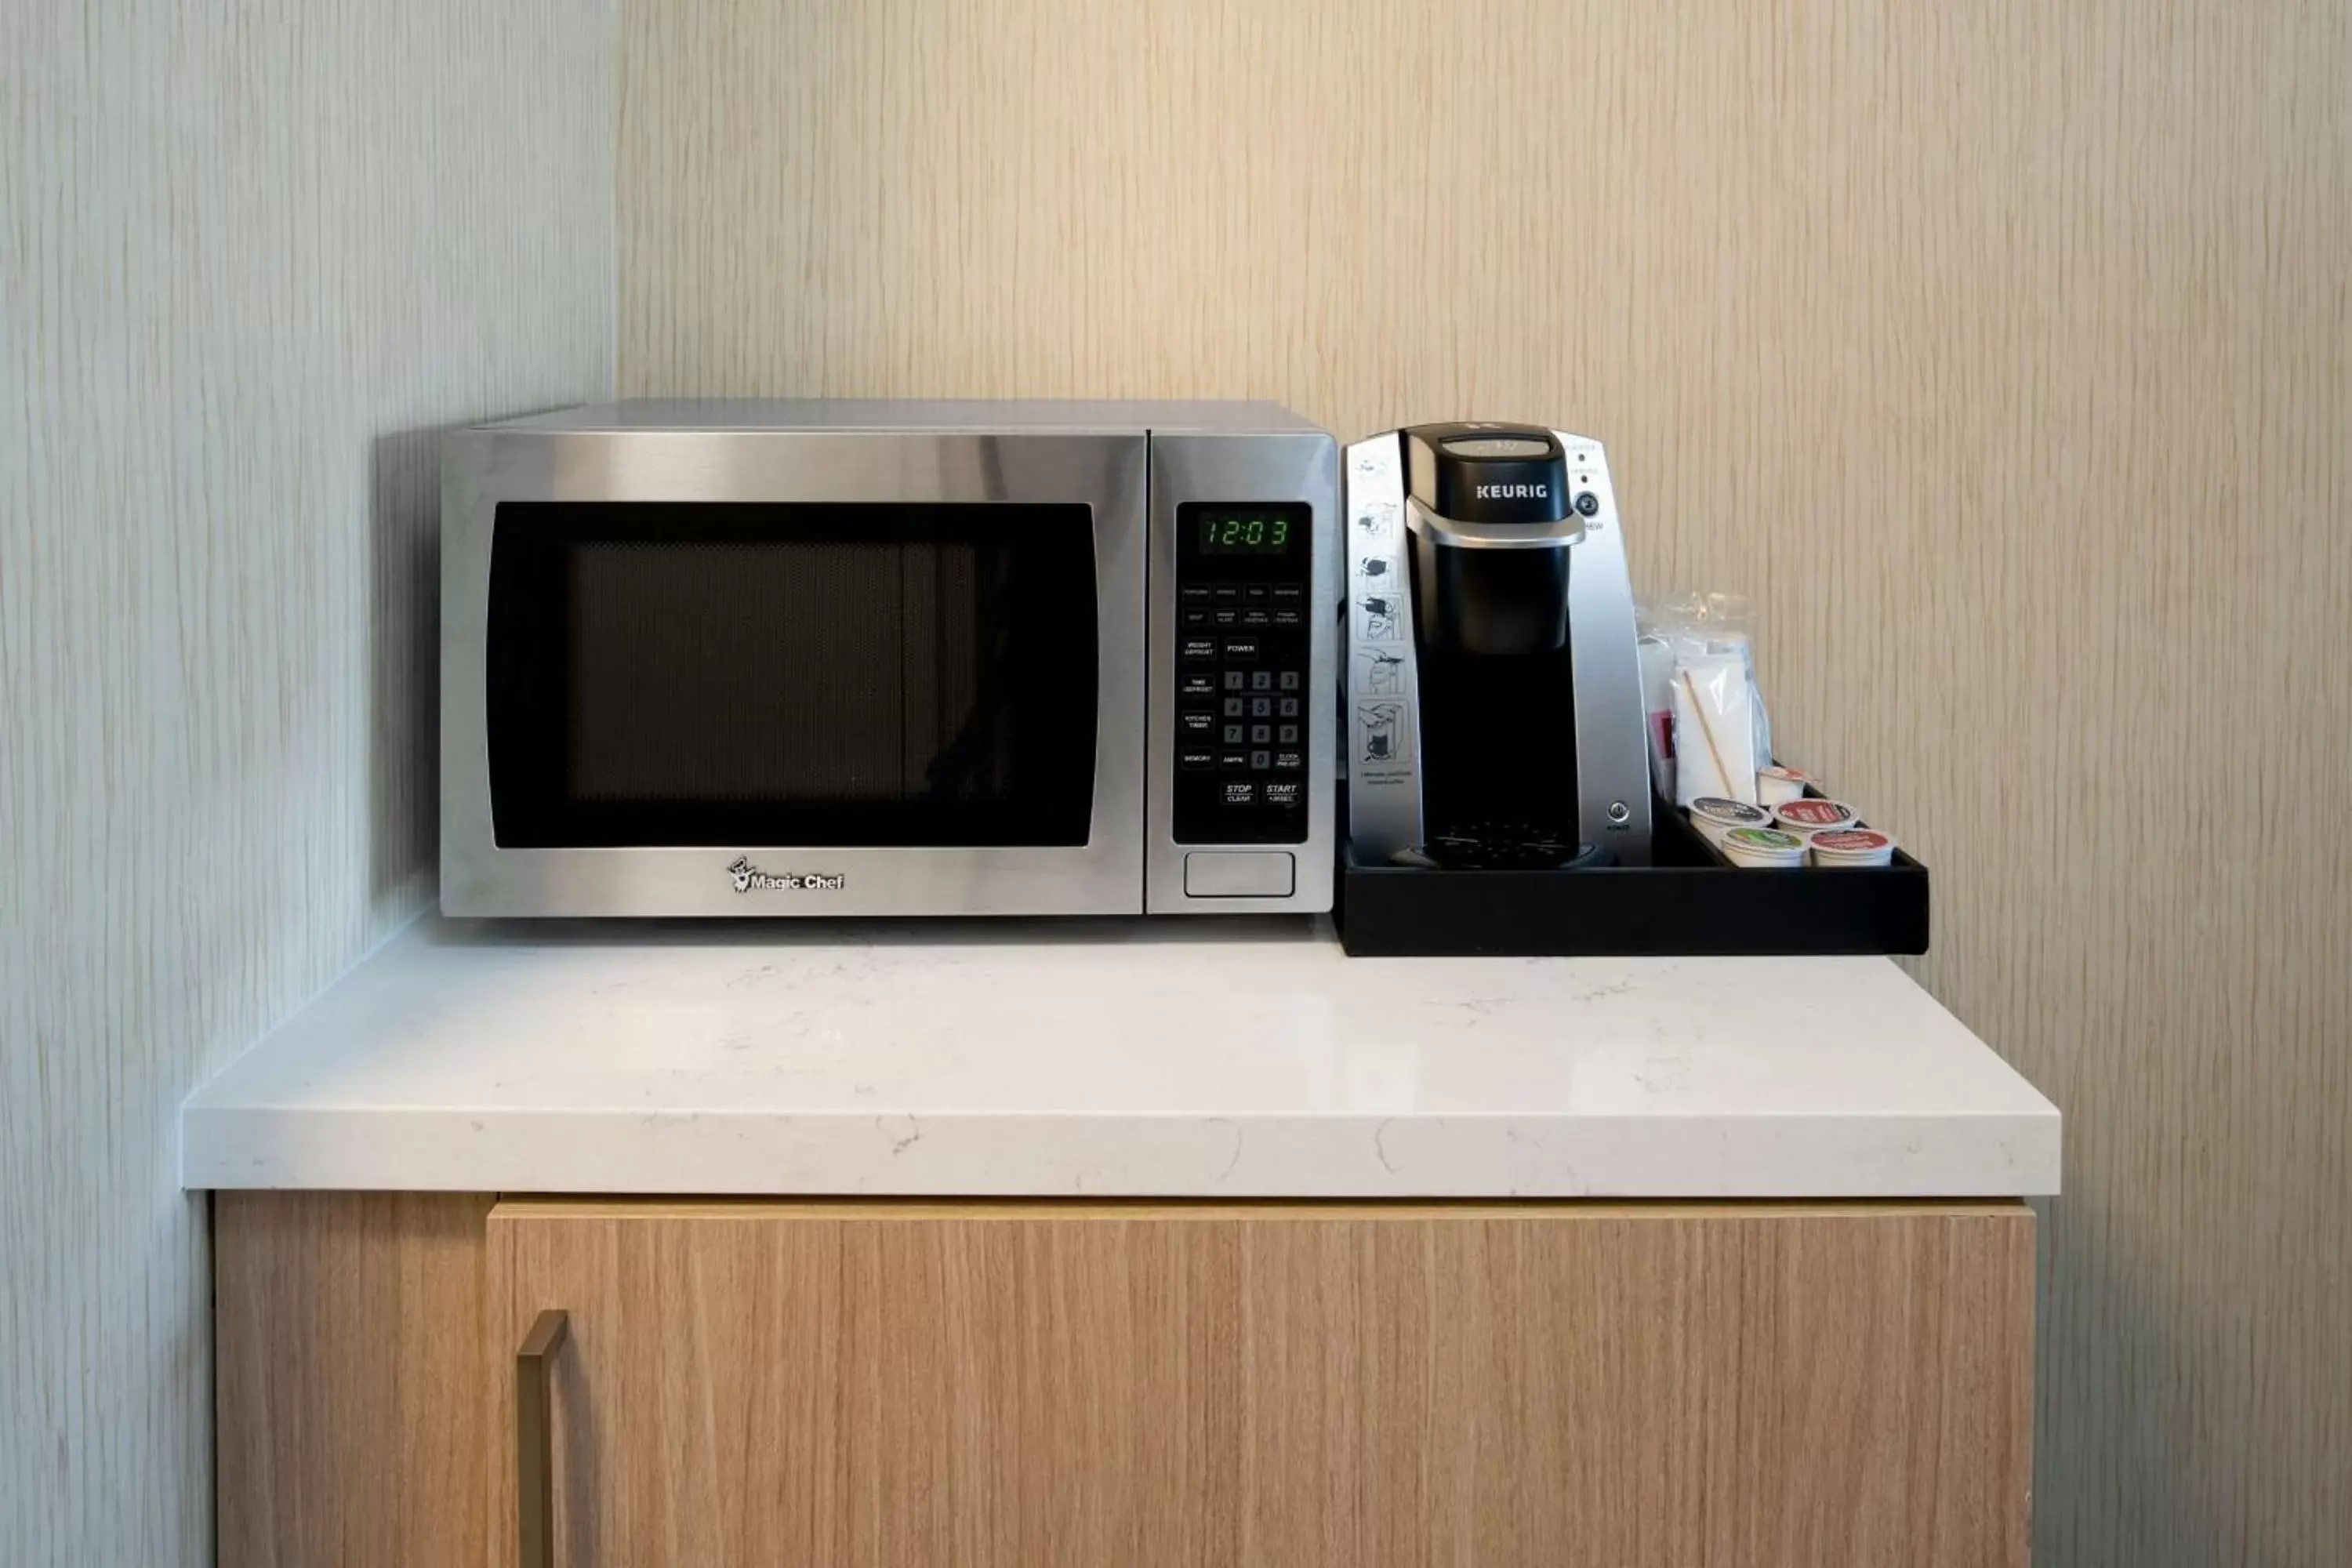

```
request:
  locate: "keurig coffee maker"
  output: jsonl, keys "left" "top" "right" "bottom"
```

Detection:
{"left": 1343, "top": 423, "right": 1653, "bottom": 868}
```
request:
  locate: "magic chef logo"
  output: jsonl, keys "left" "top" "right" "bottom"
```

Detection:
{"left": 728, "top": 858, "right": 847, "bottom": 894}
{"left": 1475, "top": 482, "right": 1548, "bottom": 499}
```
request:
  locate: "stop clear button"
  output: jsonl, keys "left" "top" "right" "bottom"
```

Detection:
{"left": 1184, "top": 851, "right": 1295, "bottom": 898}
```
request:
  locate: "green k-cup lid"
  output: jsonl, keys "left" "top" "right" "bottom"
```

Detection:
{"left": 1723, "top": 827, "right": 1805, "bottom": 851}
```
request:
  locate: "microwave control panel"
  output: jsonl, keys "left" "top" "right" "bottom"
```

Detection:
{"left": 1171, "top": 502, "right": 1314, "bottom": 844}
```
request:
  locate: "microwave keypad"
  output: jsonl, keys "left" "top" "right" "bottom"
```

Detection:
{"left": 1175, "top": 587, "right": 1306, "bottom": 821}
{"left": 1173, "top": 503, "right": 1314, "bottom": 847}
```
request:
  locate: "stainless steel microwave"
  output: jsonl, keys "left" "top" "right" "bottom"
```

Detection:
{"left": 441, "top": 399, "right": 1338, "bottom": 916}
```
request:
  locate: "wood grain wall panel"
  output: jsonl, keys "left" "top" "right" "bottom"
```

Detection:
{"left": 0, "top": 4, "right": 614, "bottom": 1561}
{"left": 489, "top": 1200, "right": 2034, "bottom": 1568}
{"left": 615, "top": 5, "right": 2352, "bottom": 1563}
{"left": 213, "top": 1193, "right": 496, "bottom": 1568}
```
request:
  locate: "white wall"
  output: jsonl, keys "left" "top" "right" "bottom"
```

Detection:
{"left": 614, "top": 3, "right": 2352, "bottom": 1563}
{"left": 0, "top": 2, "right": 615, "bottom": 1559}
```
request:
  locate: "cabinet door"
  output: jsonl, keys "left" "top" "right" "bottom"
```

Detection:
{"left": 216, "top": 1192, "right": 497, "bottom": 1568}
{"left": 487, "top": 1200, "right": 2032, "bottom": 1568}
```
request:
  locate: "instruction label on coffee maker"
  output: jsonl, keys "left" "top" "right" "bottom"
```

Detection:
{"left": 1343, "top": 434, "right": 1424, "bottom": 863}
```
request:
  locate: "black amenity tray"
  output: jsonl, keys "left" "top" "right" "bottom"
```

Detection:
{"left": 1334, "top": 792, "right": 1928, "bottom": 958}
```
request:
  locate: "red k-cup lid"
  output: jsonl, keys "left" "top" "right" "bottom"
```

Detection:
{"left": 1775, "top": 798, "right": 1855, "bottom": 826}
{"left": 1809, "top": 829, "right": 1893, "bottom": 855}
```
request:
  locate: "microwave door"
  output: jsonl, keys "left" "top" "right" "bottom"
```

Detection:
{"left": 441, "top": 429, "right": 1148, "bottom": 915}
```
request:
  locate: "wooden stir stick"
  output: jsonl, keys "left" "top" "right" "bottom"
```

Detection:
{"left": 1680, "top": 668, "right": 1734, "bottom": 799}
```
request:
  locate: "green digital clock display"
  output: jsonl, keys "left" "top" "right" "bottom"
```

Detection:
{"left": 1196, "top": 511, "right": 1295, "bottom": 554}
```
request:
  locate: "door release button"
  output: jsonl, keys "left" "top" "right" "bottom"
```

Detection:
{"left": 1184, "top": 851, "right": 1296, "bottom": 899}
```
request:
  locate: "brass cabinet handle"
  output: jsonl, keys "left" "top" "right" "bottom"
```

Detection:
{"left": 516, "top": 1310, "right": 570, "bottom": 1568}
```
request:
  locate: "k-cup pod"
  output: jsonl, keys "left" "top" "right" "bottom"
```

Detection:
{"left": 1808, "top": 828, "right": 1896, "bottom": 867}
{"left": 1719, "top": 826, "right": 1809, "bottom": 868}
{"left": 1757, "top": 766, "right": 1820, "bottom": 807}
{"left": 1688, "top": 797, "right": 1771, "bottom": 844}
{"left": 1773, "top": 797, "right": 1857, "bottom": 837}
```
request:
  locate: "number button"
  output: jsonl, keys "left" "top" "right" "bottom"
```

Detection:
{"left": 1277, "top": 724, "right": 1299, "bottom": 743}
{"left": 1277, "top": 670, "right": 1301, "bottom": 691}
{"left": 1250, "top": 696, "right": 1272, "bottom": 718}
{"left": 1223, "top": 670, "right": 1245, "bottom": 691}
{"left": 1250, "top": 750, "right": 1272, "bottom": 771}
{"left": 1222, "top": 724, "right": 1244, "bottom": 745}
{"left": 1250, "top": 670, "right": 1272, "bottom": 691}
{"left": 1222, "top": 696, "right": 1245, "bottom": 717}
{"left": 1278, "top": 697, "right": 1301, "bottom": 718}
{"left": 1250, "top": 724, "right": 1272, "bottom": 744}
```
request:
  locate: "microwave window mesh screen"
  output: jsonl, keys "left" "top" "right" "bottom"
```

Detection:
{"left": 567, "top": 541, "right": 964, "bottom": 803}
{"left": 485, "top": 503, "right": 1098, "bottom": 848}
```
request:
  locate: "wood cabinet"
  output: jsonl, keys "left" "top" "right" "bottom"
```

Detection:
{"left": 214, "top": 1192, "right": 499, "bottom": 1568}
{"left": 218, "top": 1196, "right": 2034, "bottom": 1568}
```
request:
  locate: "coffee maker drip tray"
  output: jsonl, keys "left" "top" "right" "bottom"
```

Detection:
{"left": 1423, "top": 828, "right": 1608, "bottom": 872}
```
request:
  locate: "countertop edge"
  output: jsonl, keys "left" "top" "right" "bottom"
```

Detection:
{"left": 182, "top": 1104, "right": 2062, "bottom": 1199}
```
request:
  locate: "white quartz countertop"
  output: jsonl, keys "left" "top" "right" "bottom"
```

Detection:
{"left": 180, "top": 917, "right": 2060, "bottom": 1199}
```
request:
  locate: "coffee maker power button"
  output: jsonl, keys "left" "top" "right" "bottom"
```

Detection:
{"left": 1606, "top": 800, "right": 1632, "bottom": 824}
